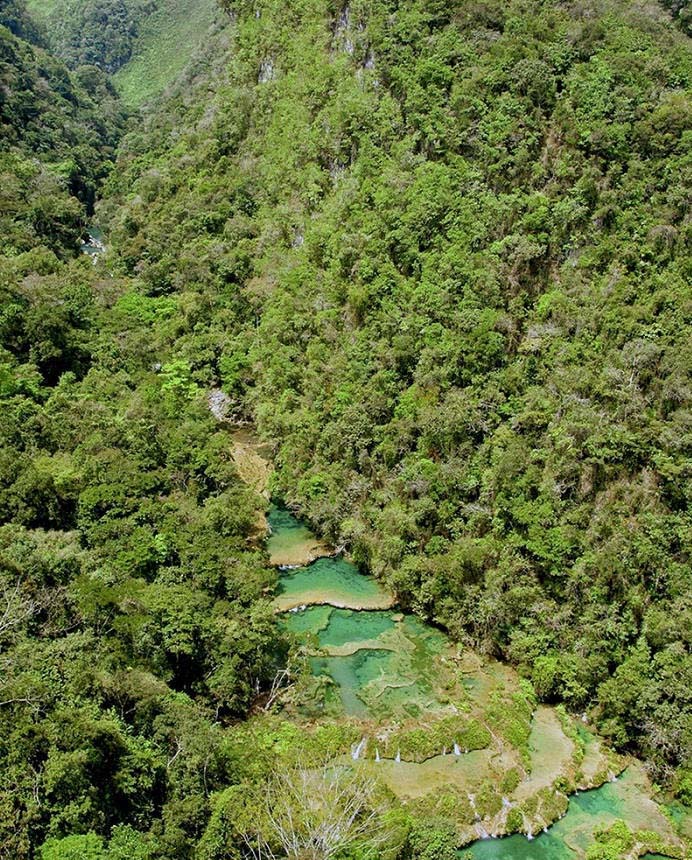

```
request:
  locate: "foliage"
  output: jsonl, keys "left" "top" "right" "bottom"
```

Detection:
{"left": 0, "top": 5, "right": 286, "bottom": 857}
{"left": 25, "top": 0, "right": 220, "bottom": 106}
{"left": 231, "top": 764, "right": 390, "bottom": 860}
{"left": 103, "top": 0, "right": 691, "bottom": 790}
{"left": 111, "top": 0, "right": 219, "bottom": 107}
{"left": 24, "top": 0, "right": 157, "bottom": 72}
{"left": 407, "top": 818, "right": 458, "bottom": 860}
{"left": 0, "top": 14, "right": 124, "bottom": 234}
{"left": 586, "top": 818, "right": 684, "bottom": 859}
{"left": 660, "top": 0, "right": 692, "bottom": 35}
{"left": 101, "top": 0, "right": 692, "bottom": 796}
{"left": 0, "top": 0, "right": 691, "bottom": 856}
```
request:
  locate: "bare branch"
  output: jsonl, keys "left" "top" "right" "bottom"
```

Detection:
{"left": 240, "top": 762, "right": 389, "bottom": 860}
{"left": 0, "top": 579, "right": 39, "bottom": 639}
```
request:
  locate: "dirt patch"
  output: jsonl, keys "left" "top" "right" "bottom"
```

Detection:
{"left": 230, "top": 429, "right": 273, "bottom": 536}
{"left": 231, "top": 429, "right": 273, "bottom": 498}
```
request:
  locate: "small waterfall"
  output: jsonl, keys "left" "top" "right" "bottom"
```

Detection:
{"left": 453, "top": 741, "right": 461, "bottom": 756}
{"left": 395, "top": 749, "right": 401, "bottom": 763}
{"left": 351, "top": 737, "right": 366, "bottom": 761}
{"left": 475, "top": 824, "right": 489, "bottom": 839}
{"left": 522, "top": 815, "right": 534, "bottom": 840}
{"left": 207, "top": 389, "right": 231, "bottom": 421}
{"left": 502, "top": 797, "right": 511, "bottom": 808}
{"left": 375, "top": 748, "right": 380, "bottom": 762}
{"left": 258, "top": 58, "right": 275, "bottom": 83}
{"left": 442, "top": 746, "right": 447, "bottom": 756}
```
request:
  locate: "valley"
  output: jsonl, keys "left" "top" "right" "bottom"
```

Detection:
{"left": 0, "top": 0, "right": 689, "bottom": 856}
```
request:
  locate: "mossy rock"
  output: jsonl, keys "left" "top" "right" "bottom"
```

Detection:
{"left": 412, "top": 786, "right": 475, "bottom": 826}
{"left": 476, "top": 782, "right": 503, "bottom": 819}
{"left": 500, "top": 767, "right": 521, "bottom": 794}
{"left": 378, "top": 715, "right": 491, "bottom": 762}
{"left": 506, "top": 808, "right": 523, "bottom": 832}
{"left": 536, "top": 786, "right": 569, "bottom": 823}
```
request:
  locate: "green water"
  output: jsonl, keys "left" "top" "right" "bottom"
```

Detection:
{"left": 310, "top": 646, "right": 436, "bottom": 718}
{"left": 311, "top": 650, "right": 395, "bottom": 717}
{"left": 283, "top": 604, "right": 333, "bottom": 637}
{"left": 285, "top": 607, "right": 396, "bottom": 649}
{"left": 458, "top": 771, "right": 678, "bottom": 859}
{"left": 267, "top": 504, "right": 319, "bottom": 562}
{"left": 284, "top": 604, "right": 447, "bottom": 718}
{"left": 271, "top": 507, "right": 685, "bottom": 858}
{"left": 80, "top": 226, "right": 105, "bottom": 258}
{"left": 276, "top": 555, "right": 392, "bottom": 610}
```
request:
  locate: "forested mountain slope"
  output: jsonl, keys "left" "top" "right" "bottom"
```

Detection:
{"left": 0, "top": 0, "right": 690, "bottom": 857}
{"left": 0, "top": 5, "right": 286, "bottom": 857}
{"left": 0, "top": 0, "right": 124, "bottom": 241}
{"left": 24, "top": 0, "right": 220, "bottom": 105}
{"left": 104, "top": 0, "right": 691, "bottom": 791}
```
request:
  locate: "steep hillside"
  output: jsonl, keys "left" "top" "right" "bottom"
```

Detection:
{"left": 104, "top": 0, "right": 691, "bottom": 791}
{"left": 0, "top": 5, "right": 285, "bottom": 858}
{"left": 0, "top": 6, "right": 124, "bottom": 248}
{"left": 0, "top": 0, "right": 689, "bottom": 857}
{"left": 24, "top": 0, "right": 219, "bottom": 105}
{"left": 24, "top": 0, "right": 155, "bottom": 72}
{"left": 112, "top": 0, "right": 219, "bottom": 107}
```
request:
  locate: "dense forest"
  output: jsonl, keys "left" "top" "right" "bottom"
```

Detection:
{"left": 28, "top": 0, "right": 158, "bottom": 74}
{"left": 23, "top": 0, "right": 219, "bottom": 106}
{"left": 0, "top": 0, "right": 690, "bottom": 857}
{"left": 1, "top": 4, "right": 286, "bottom": 857}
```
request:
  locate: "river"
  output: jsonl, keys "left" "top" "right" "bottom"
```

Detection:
{"left": 267, "top": 504, "right": 685, "bottom": 859}
{"left": 80, "top": 226, "right": 105, "bottom": 262}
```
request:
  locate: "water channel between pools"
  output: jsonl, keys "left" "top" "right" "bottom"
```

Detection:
{"left": 267, "top": 504, "right": 685, "bottom": 859}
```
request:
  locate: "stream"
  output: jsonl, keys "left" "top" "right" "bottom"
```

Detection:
{"left": 267, "top": 504, "right": 685, "bottom": 859}
{"left": 80, "top": 226, "right": 105, "bottom": 262}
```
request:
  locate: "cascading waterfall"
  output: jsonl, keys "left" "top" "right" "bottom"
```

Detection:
{"left": 270, "top": 505, "right": 680, "bottom": 860}
{"left": 351, "top": 737, "right": 366, "bottom": 760}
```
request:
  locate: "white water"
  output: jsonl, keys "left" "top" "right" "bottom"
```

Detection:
{"left": 351, "top": 737, "right": 366, "bottom": 760}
